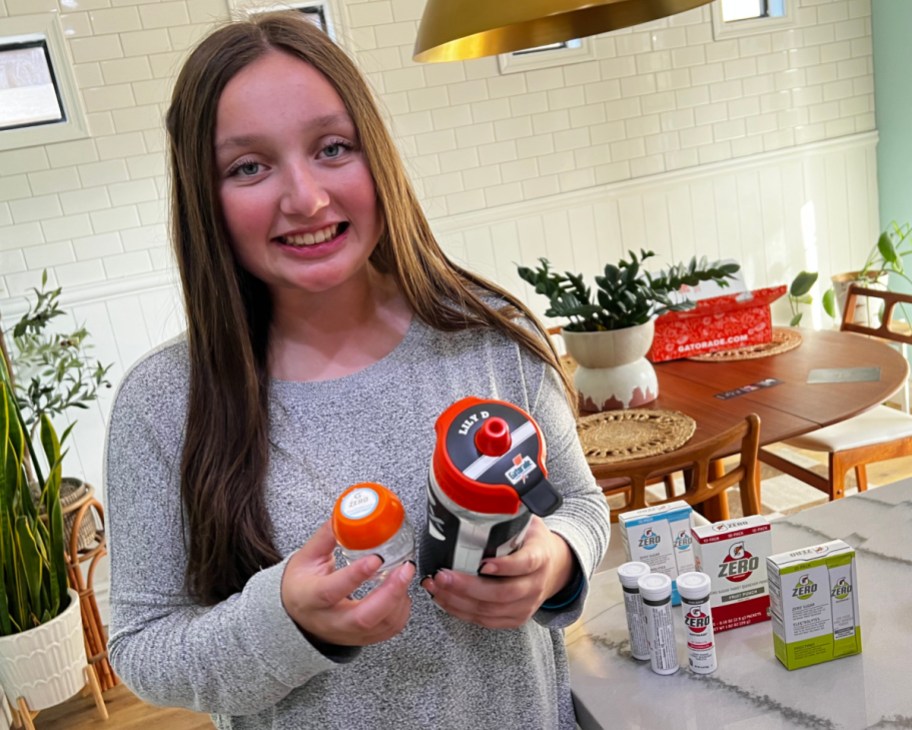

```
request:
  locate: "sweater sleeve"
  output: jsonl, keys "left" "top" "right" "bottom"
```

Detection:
{"left": 526, "top": 363, "right": 611, "bottom": 629}
{"left": 104, "top": 345, "right": 346, "bottom": 716}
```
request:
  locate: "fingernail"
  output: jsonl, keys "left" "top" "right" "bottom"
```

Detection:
{"left": 372, "top": 554, "right": 386, "bottom": 565}
{"left": 437, "top": 569, "right": 452, "bottom": 586}
{"left": 406, "top": 560, "right": 417, "bottom": 568}
{"left": 479, "top": 562, "right": 497, "bottom": 575}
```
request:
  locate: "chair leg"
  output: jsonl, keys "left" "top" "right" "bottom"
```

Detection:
{"left": 663, "top": 474, "right": 676, "bottom": 498}
{"left": 829, "top": 453, "right": 849, "bottom": 500}
{"left": 84, "top": 664, "right": 109, "bottom": 720}
{"left": 855, "top": 465, "right": 869, "bottom": 492}
{"left": 15, "top": 698, "right": 36, "bottom": 730}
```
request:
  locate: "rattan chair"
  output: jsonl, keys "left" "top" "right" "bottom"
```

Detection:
{"left": 759, "top": 285, "right": 912, "bottom": 500}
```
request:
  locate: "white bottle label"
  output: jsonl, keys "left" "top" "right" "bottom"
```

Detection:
{"left": 622, "top": 588, "right": 650, "bottom": 661}
{"left": 682, "top": 595, "right": 717, "bottom": 674}
{"left": 643, "top": 598, "right": 679, "bottom": 675}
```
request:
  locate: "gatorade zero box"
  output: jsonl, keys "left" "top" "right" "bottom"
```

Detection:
{"left": 419, "top": 397, "right": 563, "bottom": 577}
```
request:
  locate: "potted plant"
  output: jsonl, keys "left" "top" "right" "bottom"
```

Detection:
{"left": 0, "top": 353, "right": 89, "bottom": 718}
{"left": 827, "top": 221, "right": 912, "bottom": 323}
{"left": 1, "top": 271, "right": 111, "bottom": 552}
{"left": 787, "top": 222, "right": 912, "bottom": 328}
{"left": 517, "top": 250, "right": 739, "bottom": 411}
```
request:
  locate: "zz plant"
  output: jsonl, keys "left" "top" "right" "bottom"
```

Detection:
{"left": 518, "top": 249, "right": 740, "bottom": 332}
{"left": 0, "top": 352, "right": 71, "bottom": 636}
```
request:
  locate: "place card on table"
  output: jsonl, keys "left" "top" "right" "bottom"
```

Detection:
{"left": 806, "top": 367, "right": 881, "bottom": 384}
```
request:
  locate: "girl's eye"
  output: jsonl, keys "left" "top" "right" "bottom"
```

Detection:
{"left": 227, "top": 160, "right": 262, "bottom": 178}
{"left": 322, "top": 141, "right": 352, "bottom": 159}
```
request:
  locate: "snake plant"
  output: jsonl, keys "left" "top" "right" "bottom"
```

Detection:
{"left": 0, "top": 352, "right": 71, "bottom": 636}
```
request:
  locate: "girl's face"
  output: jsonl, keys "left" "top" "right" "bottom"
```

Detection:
{"left": 214, "top": 50, "right": 382, "bottom": 302}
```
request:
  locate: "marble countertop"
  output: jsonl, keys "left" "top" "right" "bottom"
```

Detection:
{"left": 567, "top": 480, "right": 912, "bottom": 730}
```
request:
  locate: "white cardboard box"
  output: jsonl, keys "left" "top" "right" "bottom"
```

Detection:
{"left": 692, "top": 515, "right": 771, "bottom": 632}
{"left": 766, "top": 539, "right": 862, "bottom": 670}
{"left": 618, "top": 501, "right": 694, "bottom": 605}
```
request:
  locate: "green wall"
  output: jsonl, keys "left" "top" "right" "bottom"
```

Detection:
{"left": 873, "top": 0, "right": 912, "bottom": 232}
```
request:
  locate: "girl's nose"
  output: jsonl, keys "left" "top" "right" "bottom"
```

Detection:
{"left": 280, "top": 162, "right": 330, "bottom": 217}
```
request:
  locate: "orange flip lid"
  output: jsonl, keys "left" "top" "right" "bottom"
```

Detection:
{"left": 332, "top": 482, "right": 405, "bottom": 551}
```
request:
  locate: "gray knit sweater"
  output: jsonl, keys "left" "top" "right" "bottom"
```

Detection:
{"left": 105, "top": 317, "right": 610, "bottom": 729}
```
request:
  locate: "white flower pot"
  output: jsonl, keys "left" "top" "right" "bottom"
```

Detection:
{"left": 831, "top": 270, "right": 888, "bottom": 326}
{"left": 0, "top": 589, "right": 87, "bottom": 712}
{"left": 562, "top": 321, "right": 659, "bottom": 411}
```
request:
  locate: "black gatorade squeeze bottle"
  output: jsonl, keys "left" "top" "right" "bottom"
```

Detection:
{"left": 419, "top": 396, "right": 563, "bottom": 576}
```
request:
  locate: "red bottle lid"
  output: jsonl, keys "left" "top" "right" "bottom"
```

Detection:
{"left": 432, "top": 397, "right": 561, "bottom": 517}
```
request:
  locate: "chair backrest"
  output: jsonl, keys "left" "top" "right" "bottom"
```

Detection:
{"left": 841, "top": 285, "right": 912, "bottom": 346}
{"left": 585, "top": 413, "right": 761, "bottom": 522}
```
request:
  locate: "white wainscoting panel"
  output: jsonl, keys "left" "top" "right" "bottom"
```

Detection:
{"left": 436, "top": 131, "right": 880, "bottom": 332}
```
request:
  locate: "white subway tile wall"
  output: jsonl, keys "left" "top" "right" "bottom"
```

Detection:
{"left": 0, "top": 0, "right": 876, "bottom": 296}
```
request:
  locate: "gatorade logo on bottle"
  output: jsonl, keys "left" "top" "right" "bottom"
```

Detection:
{"left": 684, "top": 607, "right": 712, "bottom": 634}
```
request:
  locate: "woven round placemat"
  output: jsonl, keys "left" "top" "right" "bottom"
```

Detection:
{"left": 688, "top": 327, "right": 803, "bottom": 362}
{"left": 577, "top": 409, "right": 696, "bottom": 464}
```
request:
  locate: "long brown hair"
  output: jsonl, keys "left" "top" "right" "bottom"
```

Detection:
{"left": 166, "top": 11, "right": 572, "bottom": 604}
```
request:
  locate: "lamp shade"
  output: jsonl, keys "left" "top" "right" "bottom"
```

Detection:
{"left": 414, "top": 0, "right": 715, "bottom": 63}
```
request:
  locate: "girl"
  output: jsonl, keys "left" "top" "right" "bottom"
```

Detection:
{"left": 106, "top": 11, "right": 610, "bottom": 729}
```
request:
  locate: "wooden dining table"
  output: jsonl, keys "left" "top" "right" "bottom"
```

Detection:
{"left": 576, "top": 328, "right": 909, "bottom": 520}
{"left": 642, "top": 328, "right": 908, "bottom": 448}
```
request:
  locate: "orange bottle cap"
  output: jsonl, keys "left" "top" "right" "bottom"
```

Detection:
{"left": 332, "top": 482, "right": 405, "bottom": 551}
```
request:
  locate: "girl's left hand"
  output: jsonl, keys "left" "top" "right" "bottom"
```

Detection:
{"left": 420, "top": 516, "right": 575, "bottom": 629}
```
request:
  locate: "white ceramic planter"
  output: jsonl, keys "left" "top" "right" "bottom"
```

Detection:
{"left": 831, "top": 270, "right": 887, "bottom": 326}
{"left": 562, "top": 321, "right": 659, "bottom": 411}
{"left": 0, "top": 589, "right": 87, "bottom": 712}
{"left": 0, "top": 691, "right": 11, "bottom": 730}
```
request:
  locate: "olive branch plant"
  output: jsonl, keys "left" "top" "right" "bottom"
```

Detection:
{"left": 2, "top": 271, "right": 112, "bottom": 439}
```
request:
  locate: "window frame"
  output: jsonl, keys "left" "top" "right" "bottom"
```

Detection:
{"left": 497, "top": 38, "right": 596, "bottom": 75}
{"left": 0, "top": 12, "right": 89, "bottom": 152}
{"left": 711, "top": 0, "right": 796, "bottom": 40}
{"left": 228, "top": 0, "right": 343, "bottom": 42}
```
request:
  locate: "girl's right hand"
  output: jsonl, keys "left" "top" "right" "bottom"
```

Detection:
{"left": 280, "top": 520, "right": 415, "bottom": 647}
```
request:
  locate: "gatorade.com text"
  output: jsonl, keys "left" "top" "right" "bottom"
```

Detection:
{"left": 676, "top": 334, "right": 749, "bottom": 353}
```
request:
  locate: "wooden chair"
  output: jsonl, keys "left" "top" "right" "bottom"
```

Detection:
{"left": 587, "top": 413, "right": 762, "bottom": 522}
{"left": 759, "top": 285, "right": 912, "bottom": 500}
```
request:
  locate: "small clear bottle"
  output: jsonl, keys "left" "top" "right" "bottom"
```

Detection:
{"left": 637, "top": 572, "right": 680, "bottom": 675}
{"left": 677, "top": 571, "right": 717, "bottom": 674}
{"left": 332, "top": 482, "right": 415, "bottom": 590}
{"left": 617, "top": 562, "right": 651, "bottom": 661}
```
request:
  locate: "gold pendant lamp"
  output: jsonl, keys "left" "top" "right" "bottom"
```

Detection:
{"left": 414, "top": 0, "right": 715, "bottom": 63}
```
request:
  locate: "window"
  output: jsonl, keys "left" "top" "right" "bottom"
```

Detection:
{"left": 720, "top": 0, "right": 785, "bottom": 22}
{"left": 229, "top": 1, "right": 342, "bottom": 41}
{"left": 711, "top": 0, "right": 794, "bottom": 39}
{"left": 0, "top": 41, "right": 64, "bottom": 131}
{"left": 497, "top": 38, "right": 595, "bottom": 75}
{"left": 0, "top": 13, "right": 88, "bottom": 152}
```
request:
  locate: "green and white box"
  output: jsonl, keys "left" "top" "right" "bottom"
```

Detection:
{"left": 766, "top": 539, "right": 862, "bottom": 670}
{"left": 619, "top": 500, "right": 694, "bottom": 606}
